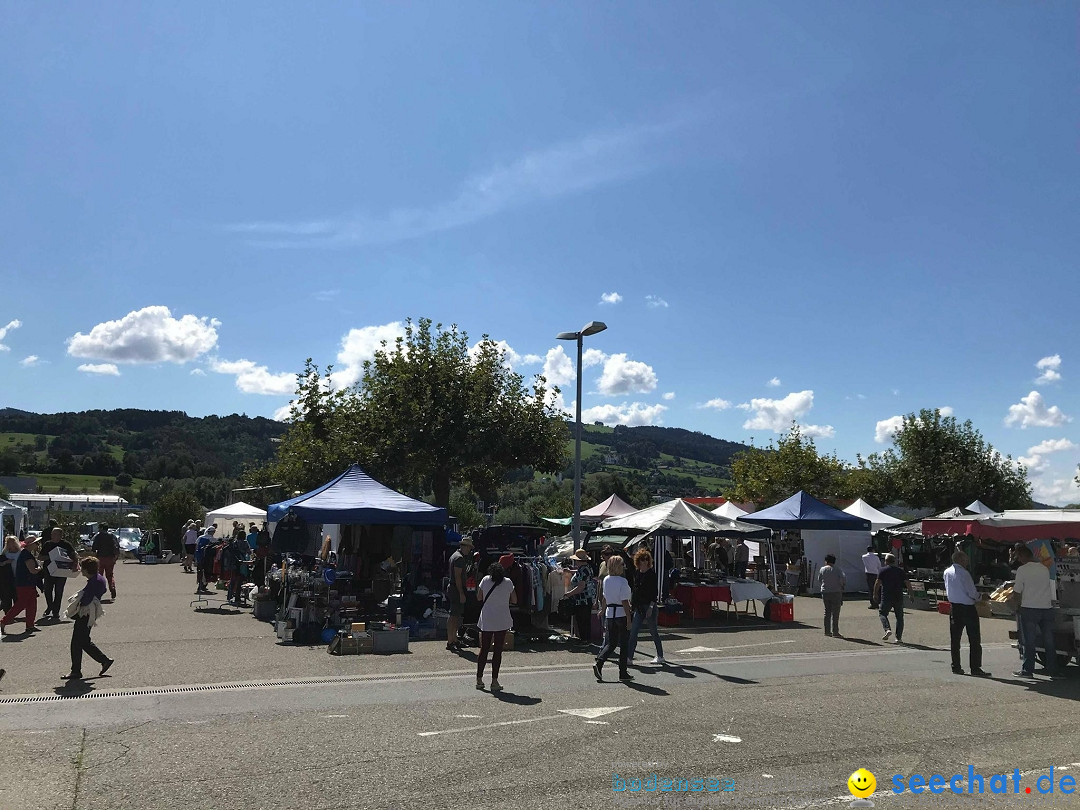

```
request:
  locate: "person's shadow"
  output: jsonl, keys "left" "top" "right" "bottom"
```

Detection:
{"left": 54, "top": 680, "right": 96, "bottom": 698}
{"left": 493, "top": 691, "right": 542, "bottom": 706}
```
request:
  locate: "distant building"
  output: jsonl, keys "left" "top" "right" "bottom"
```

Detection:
{"left": 7, "top": 493, "right": 130, "bottom": 526}
{"left": 0, "top": 476, "right": 37, "bottom": 494}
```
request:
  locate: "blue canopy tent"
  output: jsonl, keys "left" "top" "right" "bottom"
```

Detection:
{"left": 741, "top": 491, "right": 872, "bottom": 592}
{"left": 268, "top": 465, "right": 448, "bottom": 526}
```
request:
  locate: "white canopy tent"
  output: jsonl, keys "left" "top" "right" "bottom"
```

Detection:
{"left": 712, "top": 501, "right": 749, "bottom": 520}
{"left": 966, "top": 500, "right": 996, "bottom": 515}
{"left": 843, "top": 499, "right": 903, "bottom": 531}
{"left": 205, "top": 501, "right": 267, "bottom": 530}
{"left": 0, "top": 498, "right": 27, "bottom": 537}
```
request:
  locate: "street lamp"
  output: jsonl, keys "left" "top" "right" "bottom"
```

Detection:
{"left": 556, "top": 320, "right": 608, "bottom": 550}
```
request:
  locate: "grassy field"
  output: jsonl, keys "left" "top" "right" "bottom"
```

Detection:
{"left": 21, "top": 473, "right": 150, "bottom": 495}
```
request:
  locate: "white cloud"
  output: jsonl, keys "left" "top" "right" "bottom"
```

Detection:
{"left": 580, "top": 401, "right": 668, "bottom": 427}
{"left": 699, "top": 398, "right": 732, "bottom": 411}
{"left": 875, "top": 415, "right": 905, "bottom": 444}
{"left": 1035, "top": 355, "right": 1062, "bottom": 384}
{"left": 599, "top": 292, "right": 623, "bottom": 305}
{"left": 272, "top": 403, "right": 295, "bottom": 422}
{"left": 19, "top": 355, "right": 40, "bottom": 367}
{"left": 739, "top": 390, "right": 816, "bottom": 433}
{"left": 1018, "top": 438, "right": 1079, "bottom": 473}
{"left": 210, "top": 358, "right": 295, "bottom": 396}
{"left": 332, "top": 322, "right": 407, "bottom": 387}
{"left": 78, "top": 363, "right": 120, "bottom": 376}
{"left": 662, "top": 392, "right": 675, "bottom": 401}
{"left": 596, "top": 353, "right": 658, "bottom": 396}
{"left": 938, "top": 406, "right": 954, "bottom": 417}
{"left": 229, "top": 119, "right": 681, "bottom": 248}
{"left": 582, "top": 348, "right": 607, "bottom": 368}
{"left": 1031, "top": 476, "right": 1080, "bottom": 507}
{"left": 66, "top": 306, "right": 219, "bottom": 364}
{"left": 1004, "top": 391, "right": 1071, "bottom": 429}
{"left": 190, "top": 368, "right": 206, "bottom": 376}
{"left": 766, "top": 377, "right": 781, "bottom": 388}
{"left": 0, "top": 319, "right": 22, "bottom": 351}
{"left": 542, "top": 346, "right": 576, "bottom": 388}
{"left": 312, "top": 289, "right": 340, "bottom": 303}
{"left": 800, "top": 424, "right": 836, "bottom": 439}
{"left": 645, "top": 295, "right": 669, "bottom": 309}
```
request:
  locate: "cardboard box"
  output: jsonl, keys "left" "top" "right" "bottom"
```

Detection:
{"left": 975, "top": 600, "right": 992, "bottom": 619}
{"left": 351, "top": 622, "right": 366, "bottom": 633}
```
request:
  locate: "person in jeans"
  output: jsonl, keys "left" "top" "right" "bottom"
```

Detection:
{"left": 862, "top": 547, "right": 883, "bottom": 609}
{"left": 91, "top": 525, "right": 120, "bottom": 600}
{"left": 1, "top": 535, "right": 42, "bottom": 637}
{"left": 593, "top": 556, "right": 633, "bottom": 683}
{"left": 627, "top": 549, "right": 666, "bottom": 666}
{"left": 475, "top": 562, "right": 517, "bottom": 691}
{"left": 1012, "top": 545, "right": 1058, "bottom": 679}
{"left": 63, "top": 556, "right": 113, "bottom": 680}
{"left": 874, "top": 554, "right": 910, "bottom": 645}
{"left": 943, "top": 551, "right": 990, "bottom": 677}
{"left": 818, "top": 554, "right": 846, "bottom": 637}
{"left": 40, "top": 528, "right": 80, "bottom": 621}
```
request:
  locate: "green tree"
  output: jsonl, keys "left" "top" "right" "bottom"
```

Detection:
{"left": 877, "top": 409, "right": 1031, "bottom": 510}
{"left": 352, "top": 318, "right": 568, "bottom": 507}
{"left": 729, "top": 424, "right": 849, "bottom": 509}
{"left": 149, "top": 489, "right": 205, "bottom": 554}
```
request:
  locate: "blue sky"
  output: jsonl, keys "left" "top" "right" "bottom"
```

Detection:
{"left": 1, "top": 3, "right": 1077, "bottom": 504}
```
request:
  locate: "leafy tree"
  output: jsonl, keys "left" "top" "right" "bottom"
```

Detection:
{"left": 149, "top": 489, "right": 205, "bottom": 553}
{"left": 448, "top": 489, "right": 485, "bottom": 531}
{"left": 729, "top": 424, "right": 849, "bottom": 508}
{"left": 876, "top": 409, "right": 1031, "bottom": 510}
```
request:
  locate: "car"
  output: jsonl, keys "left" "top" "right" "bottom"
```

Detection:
{"left": 117, "top": 528, "right": 142, "bottom": 553}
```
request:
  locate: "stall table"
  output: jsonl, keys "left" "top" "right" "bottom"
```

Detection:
{"left": 674, "top": 583, "right": 758, "bottom": 621}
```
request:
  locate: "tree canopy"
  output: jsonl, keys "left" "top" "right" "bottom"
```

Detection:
{"left": 728, "top": 424, "right": 849, "bottom": 509}
{"left": 254, "top": 318, "right": 569, "bottom": 508}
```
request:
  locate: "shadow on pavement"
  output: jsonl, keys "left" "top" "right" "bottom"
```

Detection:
{"left": 838, "top": 637, "right": 880, "bottom": 647}
{"left": 674, "top": 664, "right": 758, "bottom": 685}
{"left": 493, "top": 691, "right": 542, "bottom": 706}
{"left": 620, "top": 681, "right": 669, "bottom": 696}
{"left": 54, "top": 680, "right": 96, "bottom": 698}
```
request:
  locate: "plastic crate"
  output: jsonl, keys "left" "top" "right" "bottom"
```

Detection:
{"left": 658, "top": 610, "right": 681, "bottom": 627}
{"left": 768, "top": 601, "right": 794, "bottom": 623}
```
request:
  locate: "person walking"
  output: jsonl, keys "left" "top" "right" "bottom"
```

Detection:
{"left": 62, "top": 556, "right": 113, "bottom": 681}
{"left": 564, "top": 549, "right": 596, "bottom": 645}
{"left": 1012, "top": 545, "right": 1059, "bottom": 679}
{"left": 181, "top": 521, "right": 199, "bottom": 573}
{"left": 818, "top": 554, "right": 846, "bottom": 638}
{"left": 445, "top": 535, "right": 473, "bottom": 653}
{"left": 40, "top": 527, "right": 79, "bottom": 621}
{"left": 0, "top": 534, "right": 22, "bottom": 613}
{"left": 943, "top": 551, "right": 990, "bottom": 677}
{"left": 596, "top": 545, "right": 614, "bottom": 649}
{"left": 733, "top": 539, "right": 750, "bottom": 580}
{"left": 874, "top": 553, "right": 910, "bottom": 645}
{"left": 862, "top": 546, "right": 883, "bottom": 609}
{"left": 592, "top": 555, "right": 634, "bottom": 682}
{"left": 91, "top": 525, "right": 120, "bottom": 600}
{"left": 627, "top": 549, "right": 666, "bottom": 666}
{"left": 475, "top": 562, "right": 517, "bottom": 691}
{"left": 223, "top": 529, "right": 250, "bottom": 605}
{"left": 194, "top": 525, "right": 217, "bottom": 595}
{"left": 0, "top": 535, "right": 42, "bottom": 637}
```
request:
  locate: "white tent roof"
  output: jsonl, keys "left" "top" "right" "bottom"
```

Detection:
{"left": 581, "top": 493, "right": 638, "bottom": 520}
{"left": 597, "top": 498, "right": 764, "bottom": 539}
{"left": 205, "top": 501, "right": 267, "bottom": 527}
{"left": 843, "top": 498, "right": 903, "bottom": 531}
{"left": 712, "top": 501, "right": 749, "bottom": 519}
{"left": 966, "top": 500, "right": 995, "bottom": 515}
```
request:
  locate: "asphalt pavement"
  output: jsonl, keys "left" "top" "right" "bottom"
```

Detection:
{"left": 1, "top": 563, "right": 1077, "bottom": 810}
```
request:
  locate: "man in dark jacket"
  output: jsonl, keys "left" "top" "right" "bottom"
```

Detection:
{"left": 40, "top": 528, "right": 79, "bottom": 621}
{"left": 91, "top": 525, "right": 120, "bottom": 600}
{"left": 223, "top": 532, "right": 251, "bottom": 605}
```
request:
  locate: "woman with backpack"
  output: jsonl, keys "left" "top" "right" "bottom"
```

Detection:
{"left": 475, "top": 561, "right": 517, "bottom": 691}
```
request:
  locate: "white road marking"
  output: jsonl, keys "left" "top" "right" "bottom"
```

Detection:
{"left": 419, "top": 715, "right": 567, "bottom": 737}
{"left": 585, "top": 721, "right": 609, "bottom": 725}
{"left": 321, "top": 714, "right": 348, "bottom": 718}
{"left": 455, "top": 714, "right": 482, "bottom": 718}
{"left": 558, "top": 706, "right": 629, "bottom": 719}
{"left": 712, "top": 734, "right": 742, "bottom": 743}
{"left": 763, "top": 774, "right": 774, "bottom": 778}
{"left": 678, "top": 640, "right": 796, "bottom": 654}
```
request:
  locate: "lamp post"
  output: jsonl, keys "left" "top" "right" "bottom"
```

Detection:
{"left": 556, "top": 321, "right": 608, "bottom": 550}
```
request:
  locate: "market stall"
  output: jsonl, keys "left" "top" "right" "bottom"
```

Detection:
{"left": 0, "top": 498, "right": 27, "bottom": 538}
{"left": 264, "top": 465, "right": 448, "bottom": 652}
{"left": 205, "top": 501, "right": 267, "bottom": 532}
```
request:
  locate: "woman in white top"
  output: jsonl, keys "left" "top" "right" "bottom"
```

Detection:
{"left": 592, "top": 555, "right": 634, "bottom": 683}
{"left": 476, "top": 562, "right": 517, "bottom": 692}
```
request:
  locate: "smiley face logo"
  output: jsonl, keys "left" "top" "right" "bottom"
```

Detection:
{"left": 847, "top": 769, "right": 876, "bottom": 799}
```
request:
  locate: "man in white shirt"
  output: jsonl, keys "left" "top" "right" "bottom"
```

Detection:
{"left": 862, "top": 547, "right": 883, "bottom": 609}
{"left": 1012, "top": 545, "right": 1058, "bottom": 679}
{"left": 943, "top": 551, "right": 990, "bottom": 677}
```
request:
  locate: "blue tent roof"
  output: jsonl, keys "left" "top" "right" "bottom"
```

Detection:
{"left": 267, "top": 465, "right": 448, "bottom": 526}
{"left": 740, "top": 491, "right": 872, "bottom": 531}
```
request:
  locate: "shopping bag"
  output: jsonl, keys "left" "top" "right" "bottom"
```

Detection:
{"left": 65, "top": 591, "right": 83, "bottom": 619}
